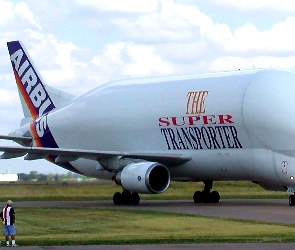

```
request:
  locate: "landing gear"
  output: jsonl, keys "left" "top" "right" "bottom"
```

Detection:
{"left": 210, "top": 191, "right": 220, "bottom": 203}
{"left": 289, "top": 195, "right": 295, "bottom": 206}
{"left": 113, "top": 190, "right": 140, "bottom": 205}
{"left": 193, "top": 180, "right": 220, "bottom": 204}
{"left": 113, "top": 192, "right": 122, "bottom": 205}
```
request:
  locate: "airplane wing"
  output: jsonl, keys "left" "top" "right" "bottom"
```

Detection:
{"left": 0, "top": 145, "right": 191, "bottom": 166}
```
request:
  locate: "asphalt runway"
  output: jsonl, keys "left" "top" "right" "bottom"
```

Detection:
{"left": 13, "top": 199, "right": 295, "bottom": 224}
{"left": 8, "top": 199, "right": 295, "bottom": 249}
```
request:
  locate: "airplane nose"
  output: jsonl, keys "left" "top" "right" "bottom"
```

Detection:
{"left": 243, "top": 69, "right": 295, "bottom": 151}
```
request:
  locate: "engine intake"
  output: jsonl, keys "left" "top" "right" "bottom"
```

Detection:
{"left": 114, "top": 162, "right": 170, "bottom": 194}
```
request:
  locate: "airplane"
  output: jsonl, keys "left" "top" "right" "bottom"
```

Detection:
{"left": 1, "top": 40, "right": 295, "bottom": 206}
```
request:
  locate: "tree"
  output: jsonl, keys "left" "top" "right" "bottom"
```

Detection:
{"left": 28, "top": 171, "right": 38, "bottom": 180}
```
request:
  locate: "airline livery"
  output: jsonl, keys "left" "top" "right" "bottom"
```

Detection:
{"left": 1, "top": 41, "right": 295, "bottom": 206}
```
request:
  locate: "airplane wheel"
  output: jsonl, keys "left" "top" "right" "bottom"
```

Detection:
{"left": 202, "top": 190, "right": 211, "bottom": 203}
{"left": 130, "top": 193, "right": 140, "bottom": 205}
{"left": 122, "top": 190, "right": 131, "bottom": 205}
{"left": 113, "top": 192, "right": 122, "bottom": 205}
{"left": 193, "top": 191, "right": 202, "bottom": 203}
{"left": 289, "top": 195, "right": 295, "bottom": 206}
{"left": 210, "top": 191, "right": 220, "bottom": 203}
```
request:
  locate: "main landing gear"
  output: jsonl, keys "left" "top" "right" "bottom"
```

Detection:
{"left": 113, "top": 190, "right": 140, "bottom": 206}
{"left": 193, "top": 180, "right": 220, "bottom": 204}
{"left": 289, "top": 195, "right": 295, "bottom": 206}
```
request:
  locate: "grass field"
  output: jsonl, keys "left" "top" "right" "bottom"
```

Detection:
{"left": 14, "top": 208, "right": 295, "bottom": 246}
{"left": 0, "top": 180, "right": 288, "bottom": 201}
{"left": 0, "top": 181, "right": 291, "bottom": 246}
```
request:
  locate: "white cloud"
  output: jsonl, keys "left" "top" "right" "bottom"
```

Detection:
{"left": 90, "top": 42, "right": 175, "bottom": 84}
{"left": 14, "top": 2, "right": 41, "bottom": 29}
{"left": 75, "top": 0, "right": 159, "bottom": 13}
{"left": 207, "top": 18, "right": 295, "bottom": 56}
{"left": 0, "top": 88, "right": 18, "bottom": 107}
{"left": 212, "top": 0, "right": 295, "bottom": 11}
{"left": 102, "top": 42, "right": 125, "bottom": 65}
{"left": 85, "top": 0, "right": 295, "bottom": 76}
{"left": 0, "top": 0, "right": 14, "bottom": 24}
{"left": 16, "top": 31, "right": 87, "bottom": 94}
{"left": 43, "top": 40, "right": 80, "bottom": 82}
{"left": 113, "top": 0, "right": 207, "bottom": 43}
{"left": 124, "top": 43, "right": 175, "bottom": 77}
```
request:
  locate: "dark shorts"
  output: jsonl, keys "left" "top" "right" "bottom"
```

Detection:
{"left": 3, "top": 225, "right": 16, "bottom": 236}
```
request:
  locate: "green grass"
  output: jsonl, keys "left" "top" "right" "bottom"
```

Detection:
{"left": 0, "top": 181, "right": 287, "bottom": 201}
{"left": 0, "top": 182, "right": 290, "bottom": 246}
{"left": 13, "top": 208, "right": 295, "bottom": 246}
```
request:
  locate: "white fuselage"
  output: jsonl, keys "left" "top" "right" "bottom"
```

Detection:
{"left": 37, "top": 69, "right": 295, "bottom": 187}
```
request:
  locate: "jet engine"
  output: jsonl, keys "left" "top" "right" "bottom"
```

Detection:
{"left": 114, "top": 162, "right": 170, "bottom": 194}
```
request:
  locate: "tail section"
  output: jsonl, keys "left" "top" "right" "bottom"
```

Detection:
{"left": 7, "top": 41, "right": 55, "bottom": 119}
{"left": 7, "top": 41, "right": 75, "bottom": 121}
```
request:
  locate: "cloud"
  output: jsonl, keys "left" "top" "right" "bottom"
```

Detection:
{"left": 112, "top": 0, "right": 208, "bottom": 43}
{"left": 0, "top": 88, "right": 18, "bottom": 107}
{"left": 3, "top": 0, "right": 295, "bottom": 87}
{"left": 212, "top": 0, "right": 295, "bottom": 11}
{"left": 14, "top": 2, "right": 42, "bottom": 29}
{"left": 40, "top": 38, "right": 82, "bottom": 84}
{"left": 75, "top": 0, "right": 159, "bottom": 13}
{"left": 0, "top": 0, "right": 14, "bottom": 25}
{"left": 90, "top": 42, "right": 175, "bottom": 85}
{"left": 206, "top": 17, "right": 295, "bottom": 58}
{"left": 124, "top": 43, "right": 175, "bottom": 76}
{"left": 0, "top": 1, "right": 41, "bottom": 32}
{"left": 77, "top": 0, "right": 295, "bottom": 76}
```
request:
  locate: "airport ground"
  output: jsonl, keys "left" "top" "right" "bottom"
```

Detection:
{"left": 12, "top": 199, "right": 295, "bottom": 224}
{"left": 1, "top": 182, "right": 295, "bottom": 248}
{"left": 8, "top": 243, "right": 295, "bottom": 250}
{"left": 6, "top": 199, "right": 295, "bottom": 249}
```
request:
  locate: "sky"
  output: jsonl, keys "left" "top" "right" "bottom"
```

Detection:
{"left": 1, "top": 0, "right": 295, "bottom": 174}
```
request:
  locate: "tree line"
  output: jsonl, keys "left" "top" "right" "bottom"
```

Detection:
{"left": 18, "top": 171, "right": 91, "bottom": 182}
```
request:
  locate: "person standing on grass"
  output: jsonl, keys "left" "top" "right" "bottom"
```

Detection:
{"left": 0, "top": 200, "right": 17, "bottom": 247}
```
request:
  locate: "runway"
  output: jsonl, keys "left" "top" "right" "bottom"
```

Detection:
{"left": 14, "top": 199, "right": 295, "bottom": 224}
{"left": 10, "top": 199, "right": 295, "bottom": 249}
{"left": 9, "top": 243, "right": 295, "bottom": 250}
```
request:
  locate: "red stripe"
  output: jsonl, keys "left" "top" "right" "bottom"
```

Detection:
{"left": 13, "top": 68, "right": 38, "bottom": 119}
{"left": 14, "top": 67, "right": 43, "bottom": 147}
{"left": 30, "top": 122, "right": 42, "bottom": 147}
{"left": 4, "top": 207, "right": 8, "bottom": 225}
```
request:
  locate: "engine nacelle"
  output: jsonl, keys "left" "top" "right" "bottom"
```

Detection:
{"left": 114, "top": 162, "right": 170, "bottom": 194}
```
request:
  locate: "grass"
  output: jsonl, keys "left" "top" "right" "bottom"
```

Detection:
{"left": 0, "top": 181, "right": 291, "bottom": 246}
{"left": 13, "top": 208, "right": 295, "bottom": 246}
{"left": 0, "top": 181, "right": 288, "bottom": 201}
